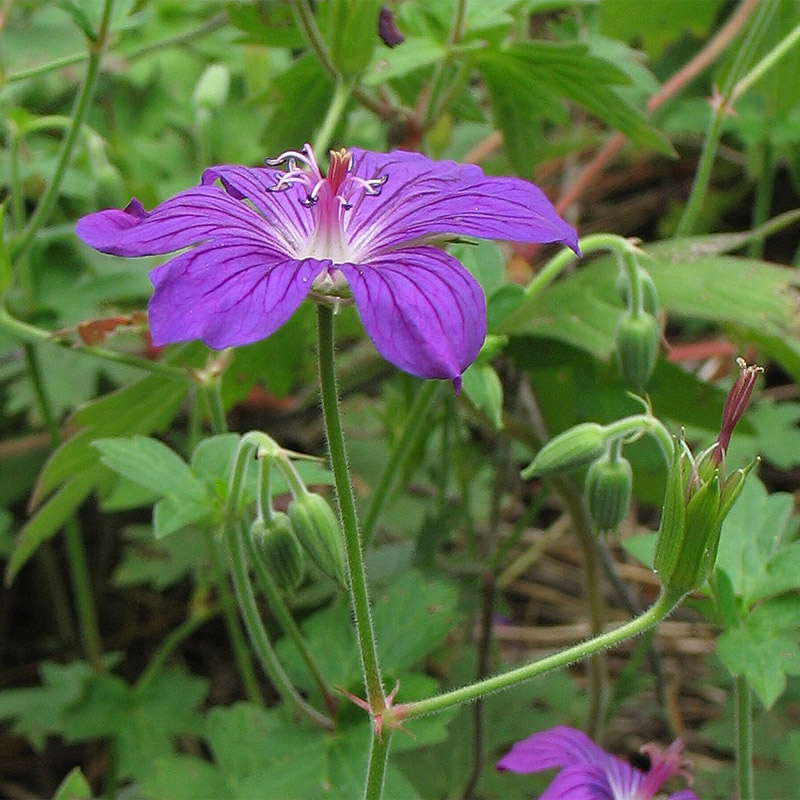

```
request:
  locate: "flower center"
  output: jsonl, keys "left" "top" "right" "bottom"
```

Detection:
{"left": 266, "top": 143, "right": 386, "bottom": 265}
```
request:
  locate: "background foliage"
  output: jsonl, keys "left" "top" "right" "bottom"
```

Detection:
{"left": 2, "top": 1, "right": 800, "bottom": 798}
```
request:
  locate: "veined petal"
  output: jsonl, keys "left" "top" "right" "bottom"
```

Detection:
{"left": 497, "top": 726, "right": 613, "bottom": 773}
{"left": 76, "top": 185, "right": 294, "bottom": 257}
{"left": 344, "top": 148, "right": 579, "bottom": 257}
{"left": 539, "top": 764, "right": 614, "bottom": 800}
{"left": 338, "top": 246, "right": 485, "bottom": 384}
{"left": 147, "top": 238, "right": 327, "bottom": 349}
{"left": 202, "top": 165, "right": 315, "bottom": 253}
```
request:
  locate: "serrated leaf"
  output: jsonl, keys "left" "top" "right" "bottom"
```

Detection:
{"left": 141, "top": 755, "right": 233, "bottom": 800}
{"left": 717, "top": 612, "right": 800, "bottom": 709}
{"left": 94, "top": 436, "right": 206, "bottom": 501}
{"left": 716, "top": 475, "right": 799, "bottom": 607}
{"left": 61, "top": 668, "right": 208, "bottom": 782}
{"left": 477, "top": 42, "right": 673, "bottom": 176}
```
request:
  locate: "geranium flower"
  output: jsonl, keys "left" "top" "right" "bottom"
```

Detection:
{"left": 76, "top": 145, "right": 577, "bottom": 388}
{"left": 496, "top": 725, "right": 698, "bottom": 800}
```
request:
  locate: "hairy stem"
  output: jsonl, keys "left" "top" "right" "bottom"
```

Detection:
{"left": 316, "top": 305, "right": 386, "bottom": 710}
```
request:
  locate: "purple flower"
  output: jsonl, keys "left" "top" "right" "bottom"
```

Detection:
{"left": 76, "top": 145, "right": 577, "bottom": 389}
{"left": 496, "top": 725, "right": 698, "bottom": 800}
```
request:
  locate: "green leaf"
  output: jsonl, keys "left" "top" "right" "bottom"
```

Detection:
{"left": 52, "top": 767, "right": 93, "bottom": 800}
{"left": 328, "top": 0, "right": 380, "bottom": 77}
{"left": 227, "top": 2, "right": 304, "bottom": 47}
{"left": 141, "top": 755, "right": 233, "bottom": 800}
{"left": 113, "top": 525, "right": 208, "bottom": 589}
{"left": 716, "top": 475, "right": 799, "bottom": 607}
{"left": 462, "top": 363, "right": 503, "bottom": 429}
{"left": 153, "top": 496, "right": 213, "bottom": 539}
{"left": 33, "top": 370, "right": 190, "bottom": 505}
{"left": 60, "top": 667, "right": 208, "bottom": 782}
{"left": 717, "top": 597, "right": 800, "bottom": 708}
{"left": 93, "top": 436, "right": 206, "bottom": 501}
{"left": 477, "top": 42, "right": 672, "bottom": 177}
{"left": 6, "top": 471, "right": 97, "bottom": 584}
{"left": 364, "top": 37, "right": 447, "bottom": 85}
{"left": 748, "top": 401, "right": 800, "bottom": 470}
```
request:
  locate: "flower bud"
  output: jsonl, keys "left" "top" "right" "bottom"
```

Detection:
{"left": 193, "top": 64, "right": 230, "bottom": 112}
{"left": 288, "top": 493, "right": 347, "bottom": 587}
{"left": 615, "top": 269, "right": 658, "bottom": 315}
{"left": 521, "top": 423, "right": 607, "bottom": 479}
{"left": 615, "top": 311, "right": 659, "bottom": 392}
{"left": 250, "top": 513, "right": 305, "bottom": 593}
{"left": 585, "top": 452, "right": 632, "bottom": 533}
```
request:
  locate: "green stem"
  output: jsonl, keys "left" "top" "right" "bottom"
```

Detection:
{"left": 731, "top": 19, "right": 800, "bottom": 102}
{"left": 362, "top": 380, "right": 439, "bottom": 546}
{"left": 396, "top": 589, "right": 683, "bottom": 720}
{"left": 225, "top": 437, "right": 334, "bottom": 728}
{"left": 136, "top": 601, "right": 216, "bottom": 693}
{"left": 10, "top": 0, "right": 115, "bottom": 264}
{"left": 203, "top": 381, "right": 228, "bottom": 434}
{"left": 316, "top": 304, "right": 385, "bottom": 711}
{"left": 675, "top": 0, "right": 776, "bottom": 237}
{"left": 24, "top": 343, "right": 104, "bottom": 672}
{"left": 204, "top": 525, "right": 264, "bottom": 705}
{"left": 603, "top": 414, "right": 674, "bottom": 463}
{"left": 245, "top": 530, "right": 339, "bottom": 716}
{"left": 5, "top": 12, "right": 228, "bottom": 84}
{"left": 735, "top": 675, "right": 755, "bottom": 800}
{"left": 312, "top": 78, "right": 352, "bottom": 156}
{"left": 0, "top": 303, "right": 189, "bottom": 378}
{"left": 364, "top": 731, "right": 392, "bottom": 800}
{"left": 748, "top": 139, "right": 774, "bottom": 259}
{"left": 291, "top": 0, "right": 394, "bottom": 120}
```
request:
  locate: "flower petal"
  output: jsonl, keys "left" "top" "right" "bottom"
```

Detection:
{"left": 76, "top": 185, "right": 296, "bottom": 257}
{"left": 496, "top": 726, "right": 614, "bottom": 773}
{"left": 344, "top": 148, "right": 579, "bottom": 257}
{"left": 539, "top": 764, "right": 614, "bottom": 800}
{"left": 147, "top": 238, "right": 327, "bottom": 349}
{"left": 667, "top": 791, "right": 699, "bottom": 800}
{"left": 338, "top": 246, "right": 485, "bottom": 383}
{"left": 202, "top": 165, "right": 315, "bottom": 253}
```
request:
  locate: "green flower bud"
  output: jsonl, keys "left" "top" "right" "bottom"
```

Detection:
{"left": 615, "top": 269, "right": 659, "bottom": 315}
{"left": 668, "top": 472, "right": 721, "bottom": 593}
{"left": 585, "top": 452, "right": 632, "bottom": 533}
{"left": 654, "top": 435, "right": 757, "bottom": 594}
{"left": 615, "top": 311, "right": 660, "bottom": 392}
{"left": 250, "top": 513, "right": 305, "bottom": 593}
{"left": 193, "top": 64, "right": 230, "bottom": 112}
{"left": 288, "top": 493, "right": 347, "bottom": 587}
{"left": 521, "top": 423, "right": 607, "bottom": 479}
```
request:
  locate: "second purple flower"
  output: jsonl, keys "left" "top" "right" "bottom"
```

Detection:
{"left": 76, "top": 145, "right": 578, "bottom": 388}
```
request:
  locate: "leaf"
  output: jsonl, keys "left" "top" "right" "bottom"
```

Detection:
{"left": 749, "top": 401, "right": 800, "bottom": 470}
{"left": 33, "top": 370, "right": 190, "bottom": 505}
{"left": 717, "top": 597, "right": 800, "bottom": 709}
{"left": 60, "top": 667, "right": 208, "bottom": 782}
{"left": 477, "top": 42, "right": 672, "bottom": 177}
{"left": 461, "top": 363, "right": 503, "bottom": 430}
{"left": 141, "top": 755, "right": 233, "bottom": 800}
{"left": 277, "top": 570, "right": 459, "bottom": 693}
{"left": 328, "top": 0, "right": 380, "bottom": 77}
{"left": 113, "top": 525, "right": 208, "bottom": 589}
{"left": 715, "top": 475, "right": 799, "bottom": 607}
{"left": 6, "top": 471, "right": 97, "bottom": 584}
{"left": 364, "top": 37, "right": 447, "bottom": 86}
{"left": 153, "top": 496, "right": 213, "bottom": 539}
{"left": 52, "top": 767, "right": 93, "bottom": 800}
{"left": 93, "top": 436, "right": 206, "bottom": 501}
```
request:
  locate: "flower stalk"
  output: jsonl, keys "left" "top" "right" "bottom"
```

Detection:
{"left": 317, "top": 304, "right": 386, "bottom": 712}
{"left": 393, "top": 588, "right": 684, "bottom": 722}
